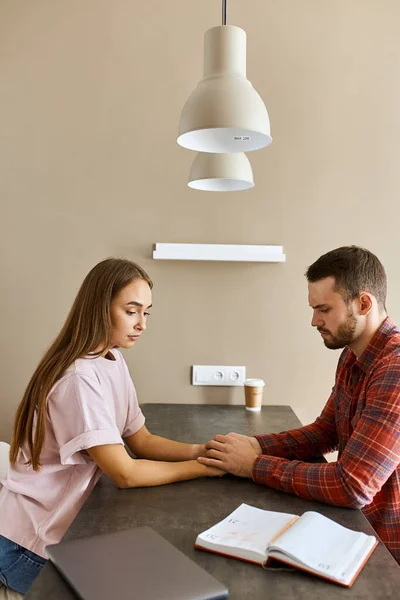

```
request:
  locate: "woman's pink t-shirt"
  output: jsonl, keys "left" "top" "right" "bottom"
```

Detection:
{"left": 0, "top": 349, "right": 145, "bottom": 558}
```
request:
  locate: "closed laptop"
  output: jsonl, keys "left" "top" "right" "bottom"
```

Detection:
{"left": 46, "top": 526, "right": 229, "bottom": 600}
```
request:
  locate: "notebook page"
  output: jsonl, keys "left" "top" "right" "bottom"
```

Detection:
{"left": 269, "top": 511, "right": 376, "bottom": 583}
{"left": 197, "top": 504, "right": 296, "bottom": 561}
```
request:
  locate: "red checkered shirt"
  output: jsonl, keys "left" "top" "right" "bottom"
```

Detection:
{"left": 253, "top": 317, "right": 400, "bottom": 563}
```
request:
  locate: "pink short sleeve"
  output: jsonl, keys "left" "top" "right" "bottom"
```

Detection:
{"left": 47, "top": 374, "right": 124, "bottom": 465}
{"left": 122, "top": 380, "right": 145, "bottom": 438}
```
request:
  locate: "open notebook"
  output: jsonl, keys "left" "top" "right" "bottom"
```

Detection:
{"left": 195, "top": 503, "right": 378, "bottom": 587}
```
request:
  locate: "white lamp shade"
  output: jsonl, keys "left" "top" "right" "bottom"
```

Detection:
{"left": 188, "top": 152, "right": 254, "bottom": 192}
{"left": 178, "top": 25, "right": 272, "bottom": 153}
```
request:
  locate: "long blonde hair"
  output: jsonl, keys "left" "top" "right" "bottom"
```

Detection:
{"left": 10, "top": 258, "right": 153, "bottom": 471}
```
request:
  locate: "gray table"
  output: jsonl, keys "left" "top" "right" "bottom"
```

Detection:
{"left": 27, "top": 404, "right": 400, "bottom": 599}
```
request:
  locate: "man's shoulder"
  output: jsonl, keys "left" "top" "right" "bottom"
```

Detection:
{"left": 376, "top": 318, "right": 400, "bottom": 358}
{"left": 379, "top": 332, "right": 400, "bottom": 364}
{"left": 363, "top": 327, "right": 400, "bottom": 377}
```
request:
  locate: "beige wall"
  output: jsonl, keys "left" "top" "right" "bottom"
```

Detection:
{"left": 1, "top": 0, "right": 400, "bottom": 442}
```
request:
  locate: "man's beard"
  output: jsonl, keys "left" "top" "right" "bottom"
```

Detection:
{"left": 318, "top": 310, "right": 358, "bottom": 350}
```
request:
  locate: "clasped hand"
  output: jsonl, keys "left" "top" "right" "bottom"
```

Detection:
{"left": 197, "top": 433, "right": 262, "bottom": 478}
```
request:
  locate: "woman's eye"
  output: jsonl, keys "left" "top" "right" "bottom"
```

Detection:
{"left": 126, "top": 311, "right": 135, "bottom": 316}
{"left": 144, "top": 312, "right": 151, "bottom": 317}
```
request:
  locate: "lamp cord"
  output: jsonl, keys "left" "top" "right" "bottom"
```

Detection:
{"left": 222, "top": 0, "right": 227, "bottom": 25}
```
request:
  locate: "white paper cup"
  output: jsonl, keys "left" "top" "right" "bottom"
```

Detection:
{"left": 244, "top": 378, "right": 265, "bottom": 411}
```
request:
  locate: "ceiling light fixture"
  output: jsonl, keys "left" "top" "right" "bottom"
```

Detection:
{"left": 188, "top": 152, "right": 254, "bottom": 192}
{"left": 177, "top": 0, "right": 272, "bottom": 154}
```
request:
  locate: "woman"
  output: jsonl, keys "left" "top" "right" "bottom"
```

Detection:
{"left": 0, "top": 258, "right": 221, "bottom": 596}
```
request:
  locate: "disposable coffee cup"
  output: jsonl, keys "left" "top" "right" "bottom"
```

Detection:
{"left": 244, "top": 378, "right": 265, "bottom": 412}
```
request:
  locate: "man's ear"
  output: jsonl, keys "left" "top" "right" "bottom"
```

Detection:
{"left": 358, "top": 293, "right": 373, "bottom": 316}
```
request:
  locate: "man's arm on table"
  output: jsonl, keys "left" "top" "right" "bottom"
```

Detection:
{"left": 199, "top": 393, "right": 338, "bottom": 477}
{"left": 201, "top": 363, "right": 400, "bottom": 508}
{"left": 254, "top": 392, "right": 338, "bottom": 460}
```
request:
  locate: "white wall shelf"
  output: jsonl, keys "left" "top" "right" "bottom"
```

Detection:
{"left": 152, "top": 243, "right": 285, "bottom": 263}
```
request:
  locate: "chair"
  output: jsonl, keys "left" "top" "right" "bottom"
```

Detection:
{"left": 0, "top": 441, "right": 10, "bottom": 488}
{"left": 0, "top": 584, "right": 24, "bottom": 600}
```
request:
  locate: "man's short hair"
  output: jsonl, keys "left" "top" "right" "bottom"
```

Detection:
{"left": 306, "top": 246, "right": 387, "bottom": 310}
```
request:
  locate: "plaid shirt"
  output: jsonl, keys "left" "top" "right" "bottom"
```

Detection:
{"left": 253, "top": 317, "right": 400, "bottom": 563}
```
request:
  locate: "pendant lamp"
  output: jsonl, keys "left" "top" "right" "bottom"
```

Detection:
{"left": 188, "top": 152, "right": 254, "bottom": 191}
{"left": 177, "top": 0, "right": 272, "bottom": 153}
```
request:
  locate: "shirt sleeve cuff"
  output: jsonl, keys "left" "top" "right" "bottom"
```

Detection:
{"left": 123, "top": 411, "right": 146, "bottom": 438}
{"left": 252, "top": 454, "right": 285, "bottom": 485}
{"left": 254, "top": 434, "right": 282, "bottom": 456}
{"left": 60, "top": 428, "right": 124, "bottom": 465}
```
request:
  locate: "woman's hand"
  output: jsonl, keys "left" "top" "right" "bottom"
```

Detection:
{"left": 192, "top": 443, "right": 207, "bottom": 459}
{"left": 203, "top": 464, "right": 226, "bottom": 477}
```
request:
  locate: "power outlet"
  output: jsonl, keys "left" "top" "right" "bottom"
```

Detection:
{"left": 192, "top": 365, "right": 246, "bottom": 386}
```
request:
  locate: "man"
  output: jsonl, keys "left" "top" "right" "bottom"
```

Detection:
{"left": 198, "top": 246, "right": 400, "bottom": 563}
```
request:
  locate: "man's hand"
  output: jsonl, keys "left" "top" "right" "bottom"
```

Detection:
{"left": 245, "top": 435, "right": 262, "bottom": 455}
{"left": 197, "top": 432, "right": 260, "bottom": 478}
{"left": 207, "top": 433, "right": 262, "bottom": 455}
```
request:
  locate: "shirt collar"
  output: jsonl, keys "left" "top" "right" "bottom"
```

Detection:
{"left": 354, "top": 317, "right": 399, "bottom": 373}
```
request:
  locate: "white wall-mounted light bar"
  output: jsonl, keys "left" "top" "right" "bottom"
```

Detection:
{"left": 152, "top": 243, "right": 285, "bottom": 262}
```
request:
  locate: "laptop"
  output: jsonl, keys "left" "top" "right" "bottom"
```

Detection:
{"left": 46, "top": 526, "right": 229, "bottom": 600}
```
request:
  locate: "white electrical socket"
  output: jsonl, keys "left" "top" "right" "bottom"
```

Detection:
{"left": 192, "top": 365, "right": 246, "bottom": 386}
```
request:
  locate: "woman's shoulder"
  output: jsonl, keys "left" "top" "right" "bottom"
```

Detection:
{"left": 74, "top": 348, "right": 125, "bottom": 371}
{"left": 52, "top": 350, "right": 124, "bottom": 390}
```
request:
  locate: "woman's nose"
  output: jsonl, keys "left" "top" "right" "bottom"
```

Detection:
{"left": 135, "top": 316, "right": 146, "bottom": 331}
